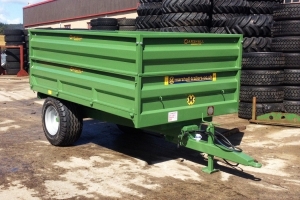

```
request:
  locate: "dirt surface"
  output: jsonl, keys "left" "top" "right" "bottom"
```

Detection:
{"left": 0, "top": 76, "right": 299, "bottom": 200}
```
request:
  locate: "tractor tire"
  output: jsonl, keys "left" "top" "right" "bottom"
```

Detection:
{"left": 284, "top": 53, "right": 300, "bottom": 69}
{"left": 243, "top": 37, "right": 272, "bottom": 53}
{"left": 137, "top": 28, "right": 160, "bottom": 31}
{"left": 4, "top": 29, "right": 23, "bottom": 35}
{"left": 6, "top": 55, "right": 20, "bottom": 62}
{"left": 91, "top": 26, "right": 118, "bottom": 30}
{"left": 160, "top": 12, "right": 209, "bottom": 27}
{"left": 90, "top": 18, "right": 118, "bottom": 26}
{"left": 140, "top": 0, "right": 162, "bottom": 3}
{"left": 211, "top": 14, "right": 242, "bottom": 27}
{"left": 241, "top": 70, "right": 284, "bottom": 86}
{"left": 42, "top": 97, "right": 83, "bottom": 146}
{"left": 136, "top": 15, "right": 161, "bottom": 29}
{"left": 162, "top": 0, "right": 211, "bottom": 14}
{"left": 5, "top": 61, "right": 20, "bottom": 69}
{"left": 283, "top": 86, "right": 300, "bottom": 101}
{"left": 118, "top": 18, "right": 136, "bottom": 26}
{"left": 5, "top": 68, "right": 20, "bottom": 75}
{"left": 273, "top": 3, "right": 300, "bottom": 21}
{"left": 5, "top": 42, "right": 24, "bottom": 46}
{"left": 242, "top": 52, "right": 284, "bottom": 69}
{"left": 5, "top": 48, "right": 20, "bottom": 55}
{"left": 212, "top": 0, "right": 250, "bottom": 14}
{"left": 160, "top": 26, "right": 209, "bottom": 33}
{"left": 137, "top": 2, "right": 162, "bottom": 16}
{"left": 272, "top": 20, "right": 300, "bottom": 37}
{"left": 240, "top": 86, "right": 284, "bottom": 103}
{"left": 210, "top": 27, "right": 229, "bottom": 34}
{"left": 272, "top": 37, "right": 300, "bottom": 52}
{"left": 238, "top": 102, "right": 283, "bottom": 119}
{"left": 248, "top": 1, "right": 278, "bottom": 14}
{"left": 119, "top": 26, "right": 136, "bottom": 31}
{"left": 284, "top": 69, "right": 300, "bottom": 85}
{"left": 226, "top": 14, "right": 273, "bottom": 37}
{"left": 5, "top": 35, "right": 24, "bottom": 42}
{"left": 283, "top": 101, "right": 300, "bottom": 114}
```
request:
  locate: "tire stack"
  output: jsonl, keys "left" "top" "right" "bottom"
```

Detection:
{"left": 210, "top": 0, "right": 249, "bottom": 34}
{"left": 90, "top": 18, "right": 119, "bottom": 31}
{"left": 136, "top": 0, "right": 162, "bottom": 31}
{"left": 23, "top": 29, "right": 30, "bottom": 72}
{"left": 118, "top": 19, "right": 136, "bottom": 31}
{"left": 160, "top": 0, "right": 211, "bottom": 33}
{"left": 4, "top": 29, "right": 25, "bottom": 75}
{"left": 232, "top": 1, "right": 285, "bottom": 119}
{"left": 272, "top": 3, "right": 300, "bottom": 115}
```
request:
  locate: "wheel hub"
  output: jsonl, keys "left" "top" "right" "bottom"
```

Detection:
{"left": 45, "top": 105, "right": 59, "bottom": 136}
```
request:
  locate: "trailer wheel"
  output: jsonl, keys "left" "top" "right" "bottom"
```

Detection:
{"left": 42, "top": 97, "right": 82, "bottom": 146}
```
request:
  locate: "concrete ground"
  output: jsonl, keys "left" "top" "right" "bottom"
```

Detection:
{"left": 0, "top": 76, "right": 299, "bottom": 200}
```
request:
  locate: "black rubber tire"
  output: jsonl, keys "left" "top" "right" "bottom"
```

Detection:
{"left": 273, "top": 3, "right": 300, "bottom": 21}
{"left": 118, "top": 18, "right": 136, "bottom": 26}
{"left": 283, "top": 86, "right": 300, "bottom": 101}
{"left": 241, "top": 70, "right": 284, "bottom": 86}
{"left": 284, "top": 69, "right": 300, "bottom": 85}
{"left": 136, "top": 15, "right": 161, "bottom": 29}
{"left": 285, "top": 53, "right": 300, "bottom": 69}
{"left": 226, "top": 14, "right": 273, "bottom": 37}
{"left": 91, "top": 26, "right": 119, "bottom": 30}
{"left": 4, "top": 29, "right": 23, "bottom": 35}
{"left": 161, "top": 12, "right": 209, "bottom": 27}
{"left": 240, "top": 86, "right": 284, "bottom": 103}
{"left": 211, "top": 14, "right": 242, "bottom": 27}
{"left": 160, "top": 26, "right": 209, "bottom": 33}
{"left": 137, "top": 2, "right": 162, "bottom": 16}
{"left": 5, "top": 61, "right": 20, "bottom": 70}
{"left": 238, "top": 102, "right": 283, "bottom": 119}
{"left": 119, "top": 26, "right": 136, "bottom": 31}
{"left": 136, "top": 28, "right": 160, "bottom": 31}
{"left": 5, "top": 42, "right": 24, "bottom": 46}
{"left": 162, "top": 0, "right": 211, "bottom": 14}
{"left": 5, "top": 48, "right": 20, "bottom": 55}
{"left": 243, "top": 37, "right": 272, "bottom": 53}
{"left": 212, "top": 0, "right": 250, "bottom": 14}
{"left": 247, "top": 0, "right": 283, "bottom": 2}
{"left": 248, "top": 1, "right": 278, "bottom": 14}
{"left": 5, "top": 35, "right": 24, "bottom": 42}
{"left": 283, "top": 101, "right": 300, "bottom": 114}
{"left": 42, "top": 97, "right": 83, "bottom": 146}
{"left": 6, "top": 68, "right": 19, "bottom": 75}
{"left": 6, "top": 55, "right": 20, "bottom": 62}
{"left": 272, "top": 37, "right": 300, "bottom": 52}
{"left": 210, "top": 27, "right": 229, "bottom": 34}
{"left": 242, "top": 52, "right": 284, "bottom": 69}
{"left": 23, "top": 29, "right": 28, "bottom": 35}
{"left": 140, "top": 0, "right": 162, "bottom": 3}
{"left": 90, "top": 18, "right": 118, "bottom": 26}
{"left": 117, "top": 124, "right": 143, "bottom": 134}
{"left": 272, "top": 20, "right": 300, "bottom": 37}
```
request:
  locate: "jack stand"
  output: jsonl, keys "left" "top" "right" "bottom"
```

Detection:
{"left": 202, "top": 123, "right": 219, "bottom": 174}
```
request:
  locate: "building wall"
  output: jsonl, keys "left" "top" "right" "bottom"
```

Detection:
{"left": 24, "top": 0, "right": 138, "bottom": 28}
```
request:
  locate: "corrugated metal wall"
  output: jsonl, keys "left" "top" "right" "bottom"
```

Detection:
{"left": 24, "top": 0, "right": 138, "bottom": 27}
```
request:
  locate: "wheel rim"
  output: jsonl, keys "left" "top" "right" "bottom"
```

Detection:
{"left": 45, "top": 105, "right": 59, "bottom": 136}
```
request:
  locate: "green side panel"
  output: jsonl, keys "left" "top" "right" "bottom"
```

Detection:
{"left": 29, "top": 30, "right": 242, "bottom": 129}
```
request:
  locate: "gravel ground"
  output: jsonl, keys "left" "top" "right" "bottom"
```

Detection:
{"left": 0, "top": 76, "right": 299, "bottom": 200}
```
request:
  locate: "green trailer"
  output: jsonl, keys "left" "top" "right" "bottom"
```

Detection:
{"left": 29, "top": 29, "right": 261, "bottom": 173}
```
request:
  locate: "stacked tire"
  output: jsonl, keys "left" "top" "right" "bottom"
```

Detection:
{"left": 235, "top": 0, "right": 284, "bottom": 119}
{"left": 23, "top": 29, "right": 30, "bottom": 72}
{"left": 118, "top": 18, "right": 136, "bottom": 31}
{"left": 210, "top": 0, "right": 249, "bottom": 34}
{"left": 160, "top": 0, "right": 211, "bottom": 33}
{"left": 4, "top": 29, "right": 24, "bottom": 75}
{"left": 136, "top": 0, "right": 162, "bottom": 31}
{"left": 272, "top": 3, "right": 300, "bottom": 115}
{"left": 90, "top": 18, "right": 119, "bottom": 31}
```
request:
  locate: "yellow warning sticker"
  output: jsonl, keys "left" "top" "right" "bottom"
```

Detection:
{"left": 48, "top": 90, "right": 52, "bottom": 95}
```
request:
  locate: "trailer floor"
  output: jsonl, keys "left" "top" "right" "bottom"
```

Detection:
{"left": 0, "top": 76, "right": 299, "bottom": 200}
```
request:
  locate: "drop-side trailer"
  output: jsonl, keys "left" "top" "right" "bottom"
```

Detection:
{"left": 29, "top": 29, "right": 261, "bottom": 173}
